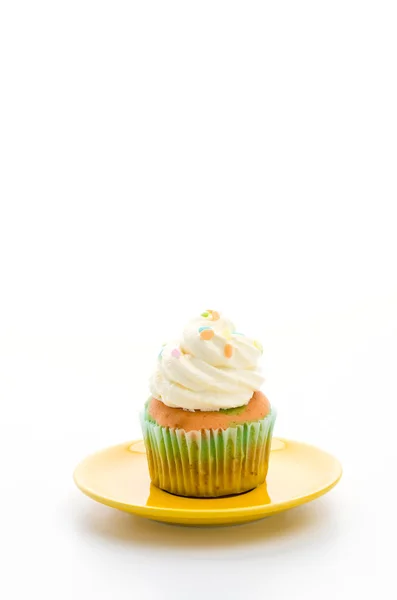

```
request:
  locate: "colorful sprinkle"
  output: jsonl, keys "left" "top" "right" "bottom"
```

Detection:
{"left": 224, "top": 343, "right": 233, "bottom": 358}
{"left": 254, "top": 340, "right": 263, "bottom": 353}
{"left": 200, "top": 328, "right": 215, "bottom": 340}
{"left": 222, "top": 329, "right": 232, "bottom": 340}
{"left": 201, "top": 311, "right": 210, "bottom": 317}
{"left": 198, "top": 326, "right": 210, "bottom": 332}
{"left": 158, "top": 348, "right": 164, "bottom": 359}
{"left": 233, "top": 332, "right": 244, "bottom": 335}
{"left": 211, "top": 311, "right": 220, "bottom": 321}
{"left": 171, "top": 348, "right": 181, "bottom": 358}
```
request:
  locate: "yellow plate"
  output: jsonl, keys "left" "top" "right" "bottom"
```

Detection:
{"left": 73, "top": 438, "right": 342, "bottom": 526}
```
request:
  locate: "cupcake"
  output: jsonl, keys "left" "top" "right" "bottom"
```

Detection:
{"left": 141, "top": 310, "right": 276, "bottom": 497}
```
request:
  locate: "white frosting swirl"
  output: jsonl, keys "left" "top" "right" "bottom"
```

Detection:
{"left": 150, "top": 312, "right": 264, "bottom": 411}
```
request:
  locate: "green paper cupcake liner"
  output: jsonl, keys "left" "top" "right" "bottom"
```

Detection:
{"left": 141, "top": 408, "right": 276, "bottom": 498}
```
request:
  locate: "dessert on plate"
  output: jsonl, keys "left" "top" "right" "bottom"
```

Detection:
{"left": 141, "top": 310, "right": 276, "bottom": 497}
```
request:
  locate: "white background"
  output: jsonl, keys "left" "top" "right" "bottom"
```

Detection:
{"left": 0, "top": 1, "right": 396, "bottom": 598}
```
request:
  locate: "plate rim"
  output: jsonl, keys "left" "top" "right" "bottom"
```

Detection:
{"left": 73, "top": 437, "right": 343, "bottom": 519}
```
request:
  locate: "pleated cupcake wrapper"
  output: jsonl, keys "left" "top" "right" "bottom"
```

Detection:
{"left": 141, "top": 408, "right": 276, "bottom": 498}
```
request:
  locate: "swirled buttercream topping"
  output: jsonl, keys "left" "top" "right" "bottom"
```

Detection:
{"left": 150, "top": 310, "right": 264, "bottom": 411}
